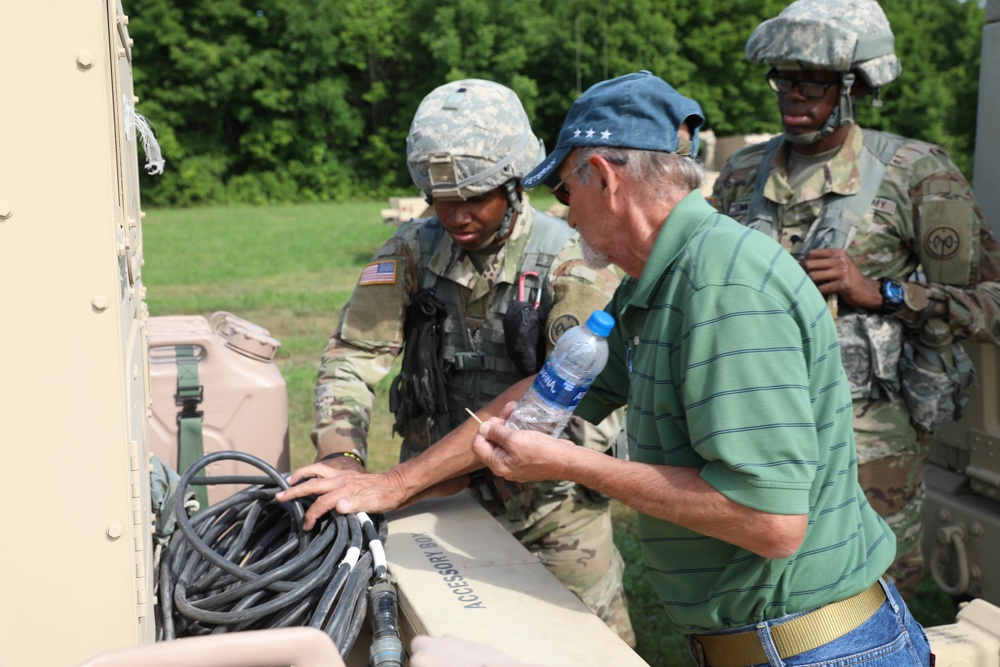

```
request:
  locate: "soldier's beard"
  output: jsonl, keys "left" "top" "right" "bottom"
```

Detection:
{"left": 581, "top": 238, "right": 611, "bottom": 270}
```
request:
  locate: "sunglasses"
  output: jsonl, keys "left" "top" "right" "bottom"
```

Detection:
{"left": 551, "top": 162, "right": 589, "bottom": 206}
{"left": 765, "top": 69, "right": 839, "bottom": 99}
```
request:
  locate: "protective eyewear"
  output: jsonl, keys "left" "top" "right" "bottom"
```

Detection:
{"left": 551, "top": 162, "right": 589, "bottom": 206}
{"left": 765, "top": 69, "right": 839, "bottom": 99}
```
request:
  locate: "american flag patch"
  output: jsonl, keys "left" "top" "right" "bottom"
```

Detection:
{"left": 359, "top": 260, "right": 397, "bottom": 286}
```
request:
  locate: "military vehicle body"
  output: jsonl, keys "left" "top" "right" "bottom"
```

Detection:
{"left": 1, "top": 0, "right": 1000, "bottom": 665}
{"left": 1, "top": 0, "right": 155, "bottom": 660}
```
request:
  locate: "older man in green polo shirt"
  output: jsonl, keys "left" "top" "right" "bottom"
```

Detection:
{"left": 467, "top": 71, "right": 931, "bottom": 667}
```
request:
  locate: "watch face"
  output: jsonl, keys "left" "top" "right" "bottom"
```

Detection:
{"left": 884, "top": 280, "right": 905, "bottom": 304}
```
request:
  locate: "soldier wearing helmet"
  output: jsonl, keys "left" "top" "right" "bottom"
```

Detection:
{"left": 713, "top": 0, "right": 1000, "bottom": 600}
{"left": 276, "top": 79, "right": 634, "bottom": 645}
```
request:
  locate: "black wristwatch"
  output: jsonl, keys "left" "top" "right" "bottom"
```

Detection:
{"left": 878, "top": 278, "right": 905, "bottom": 314}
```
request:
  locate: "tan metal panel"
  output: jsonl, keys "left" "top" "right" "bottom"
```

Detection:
{"left": 0, "top": 0, "right": 154, "bottom": 664}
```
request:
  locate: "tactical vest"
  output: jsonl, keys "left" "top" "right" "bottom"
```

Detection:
{"left": 746, "top": 129, "right": 904, "bottom": 258}
{"left": 744, "top": 130, "right": 975, "bottom": 432}
{"left": 407, "top": 211, "right": 575, "bottom": 445}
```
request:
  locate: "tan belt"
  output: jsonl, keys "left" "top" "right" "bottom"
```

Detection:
{"left": 689, "top": 581, "right": 887, "bottom": 667}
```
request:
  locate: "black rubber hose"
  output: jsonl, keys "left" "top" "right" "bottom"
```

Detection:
{"left": 156, "top": 450, "right": 397, "bottom": 662}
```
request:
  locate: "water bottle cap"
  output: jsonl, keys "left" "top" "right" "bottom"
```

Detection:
{"left": 585, "top": 310, "right": 615, "bottom": 337}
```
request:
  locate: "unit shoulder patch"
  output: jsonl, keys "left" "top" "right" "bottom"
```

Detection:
{"left": 924, "top": 226, "right": 962, "bottom": 261}
{"left": 548, "top": 313, "right": 581, "bottom": 346}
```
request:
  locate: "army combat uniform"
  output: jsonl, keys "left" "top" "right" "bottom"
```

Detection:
{"left": 312, "top": 197, "right": 634, "bottom": 644}
{"left": 712, "top": 122, "right": 1000, "bottom": 598}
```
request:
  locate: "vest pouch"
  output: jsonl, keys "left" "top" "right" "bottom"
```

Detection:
{"left": 836, "top": 312, "right": 903, "bottom": 400}
{"left": 389, "top": 290, "right": 450, "bottom": 437}
{"left": 503, "top": 300, "right": 545, "bottom": 376}
{"left": 899, "top": 337, "right": 976, "bottom": 433}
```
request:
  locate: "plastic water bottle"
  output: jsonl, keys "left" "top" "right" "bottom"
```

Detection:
{"left": 505, "top": 310, "right": 615, "bottom": 438}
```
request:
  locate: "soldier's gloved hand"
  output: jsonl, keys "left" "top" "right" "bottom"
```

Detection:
{"left": 409, "top": 635, "right": 540, "bottom": 667}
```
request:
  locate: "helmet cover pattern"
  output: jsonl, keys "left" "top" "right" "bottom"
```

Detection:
{"left": 746, "top": 0, "right": 901, "bottom": 89}
{"left": 406, "top": 79, "right": 544, "bottom": 200}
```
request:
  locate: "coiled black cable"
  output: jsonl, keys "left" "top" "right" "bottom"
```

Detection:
{"left": 156, "top": 451, "right": 402, "bottom": 665}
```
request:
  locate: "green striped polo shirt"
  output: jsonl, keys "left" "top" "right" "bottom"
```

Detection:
{"left": 577, "top": 192, "right": 895, "bottom": 634}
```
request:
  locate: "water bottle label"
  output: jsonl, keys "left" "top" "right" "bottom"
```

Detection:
{"left": 532, "top": 362, "right": 592, "bottom": 410}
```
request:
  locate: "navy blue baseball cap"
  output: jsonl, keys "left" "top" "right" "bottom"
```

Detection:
{"left": 522, "top": 71, "right": 705, "bottom": 189}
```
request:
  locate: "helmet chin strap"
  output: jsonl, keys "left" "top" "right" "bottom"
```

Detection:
{"left": 496, "top": 179, "right": 522, "bottom": 239}
{"left": 467, "top": 180, "right": 523, "bottom": 251}
{"left": 783, "top": 72, "right": 857, "bottom": 146}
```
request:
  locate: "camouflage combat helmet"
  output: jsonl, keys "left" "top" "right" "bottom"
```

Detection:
{"left": 746, "top": 0, "right": 902, "bottom": 143}
{"left": 407, "top": 79, "right": 544, "bottom": 202}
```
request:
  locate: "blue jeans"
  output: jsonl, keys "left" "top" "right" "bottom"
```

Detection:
{"left": 687, "top": 579, "right": 932, "bottom": 666}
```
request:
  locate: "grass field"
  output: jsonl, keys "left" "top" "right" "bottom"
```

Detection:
{"left": 142, "top": 199, "right": 958, "bottom": 665}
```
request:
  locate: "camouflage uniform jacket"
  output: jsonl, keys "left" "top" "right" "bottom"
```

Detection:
{"left": 712, "top": 123, "right": 1000, "bottom": 452}
{"left": 312, "top": 196, "right": 621, "bottom": 480}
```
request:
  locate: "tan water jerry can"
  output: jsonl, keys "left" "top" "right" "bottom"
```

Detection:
{"left": 147, "top": 312, "right": 290, "bottom": 505}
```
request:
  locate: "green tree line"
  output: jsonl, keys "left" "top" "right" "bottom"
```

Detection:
{"left": 128, "top": 0, "right": 985, "bottom": 206}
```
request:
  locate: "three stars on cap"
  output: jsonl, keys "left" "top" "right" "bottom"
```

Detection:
{"left": 571, "top": 128, "right": 613, "bottom": 140}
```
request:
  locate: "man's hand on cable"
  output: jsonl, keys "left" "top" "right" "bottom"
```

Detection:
{"left": 274, "top": 457, "right": 404, "bottom": 530}
{"left": 274, "top": 454, "right": 480, "bottom": 529}
{"left": 471, "top": 401, "right": 575, "bottom": 483}
{"left": 800, "top": 248, "right": 882, "bottom": 310}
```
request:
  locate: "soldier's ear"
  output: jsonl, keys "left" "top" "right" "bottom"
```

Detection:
{"left": 850, "top": 73, "right": 873, "bottom": 100}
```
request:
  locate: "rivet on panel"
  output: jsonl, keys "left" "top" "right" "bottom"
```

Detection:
{"left": 107, "top": 523, "right": 124, "bottom": 539}
{"left": 0, "top": 202, "right": 11, "bottom": 219}
{"left": 92, "top": 295, "right": 110, "bottom": 311}
{"left": 77, "top": 52, "right": 95, "bottom": 69}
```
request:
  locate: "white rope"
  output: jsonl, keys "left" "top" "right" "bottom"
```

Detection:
{"left": 123, "top": 95, "right": 166, "bottom": 175}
